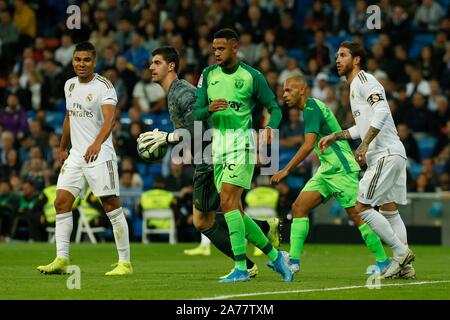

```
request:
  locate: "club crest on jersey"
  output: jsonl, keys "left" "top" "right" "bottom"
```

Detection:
{"left": 234, "top": 78, "right": 244, "bottom": 89}
{"left": 69, "top": 83, "right": 75, "bottom": 92}
{"left": 86, "top": 93, "right": 93, "bottom": 102}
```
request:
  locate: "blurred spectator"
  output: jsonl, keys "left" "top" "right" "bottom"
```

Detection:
{"left": 304, "top": 0, "right": 328, "bottom": 34}
{"left": 433, "top": 119, "right": 450, "bottom": 157}
{"left": 405, "top": 92, "right": 434, "bottom": 134}
{"left": 124, "top": 33, "right": 150, "bottom": 73}
{"left": 89, "top": 20, "right": 116, "bottom": 56}
{"left": 54, "top": 34, "right": 75, "bottom": 67}
{"left": 1, "top": 73, "right": 31, "bottom": 109}
{"left": 41, "top": 59, "right": 64, "bottom": 110}
{"left": 414, "top": 0, "right": 445, "bottom": 32}
{"left": 105, "top": 0, "right": 123, "bottom": 27}
{"left": 272, "top": 45, "right": 289, "bottom": 71}
{"left": 419, "top": 46, "right": 440, "bottom": 80}
{"left": 349, "top": 0, "right": 370, "bottom": 35}
{"left": 239, "top": 32, "right": 259, "bottom": 66}
{"left": 280, "top": 108, "right": 305, "bottom": 149}
{"left": 386, "top": 5, "right": 412, "bottom": 47}
{"left": 243, "top": 5, "right": 267, "bottom": 43}
{"left": 412, "top": 173, "right": 435, "bottom": 192}
{"left": 0, "top": 149, "right": 20, "bottom": 178}
{"left": 422, "top": 157, "right": 440, "bottom": 188}
{"left": 433, "top": 96, "right": 450, "bottom": 135}
{"left": 0, "top": 94, "right": 28, "bottom": 138}
{"left": 142, "top": 23, "right": 161, "bottom": 54}
{"left": 132, "top": 69, "right": 165, "bottom": 114}
{"left": 311, "top": 72, "right": 332, "bottom": 101}
{"left": 325, "top": 87, "right": 338, "bottom": 114}
{"left": 437, "top": 172, "right": 450, "bottom": 192}
{"left": 21, "top": 158, "right": 45, "bottom": 191}
{"left": 120, "top": 157, "right": 143, "bottom": 189}
{"left": 20, "top": 146, "right": 47, "bottom": 179}
{"left": 397, "top": 123, "right": 420, "bottom": 163}
{"left": 326, "top": 0, "right": 349, "bottom": 35}
{"left": 427, "top": 79, "right": 443, "bottom": 111}
{"left": 0, "top": 10, "right": 19, "bottom": 74}
{"left": 306, "top": 30, "right": 334, "bottom": 72}
{"left": 115, "top": 56, "right": 139, "bottom": 100}
{"left": 275, "top": 12, "right": 306, "bottom": 49}
{"left": 278, "top": 58, "right": 303, "bottom": 85}
{"left": 406, "top": 68, "right": 431, "bottom": 97}
{"left": 95, "top": 46, "right": 117, "bottom": 73}
{"left": 28, "top": 120, "right": 49, "bottom": 151}
{"left": 0, "top": 178, "right": 17, "bottom": 241}
{"left": 13, "top": 0, "right": 36, "bottom": 46}
{"left": 115, "top": 18, "right": 135, "bottom": 53}
{"left": 12, "top": 179, "right": 44, "bottom": 241}
{"left": 27, "top": 71, "right": 43, "bottom": 111}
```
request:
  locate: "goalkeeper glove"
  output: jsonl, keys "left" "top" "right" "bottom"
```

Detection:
{"left": 137, "top": 129, "right": 177, "bottom": 153}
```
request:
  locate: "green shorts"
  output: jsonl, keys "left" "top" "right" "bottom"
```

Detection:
{"left": 213, "top": 163, "right": 255, "bottom": 193}
{"left": 193, "top": 169, "right": 220, "bottom": 212}
{"left": 302, "top": 171, "right": 359, "bottom": 208}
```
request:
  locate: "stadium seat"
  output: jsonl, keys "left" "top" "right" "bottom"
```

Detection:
{"left": 286, "top": 175, "right": 305, "bottom": 190}
{"left": 409, "top": 161, "right": 423, "bottom": 179}
{"left": 137, "top": 162, "right": 148, "bottom": 177}
{"left": 46, "top": 226, "right": 55, "bottom": 243}
{"left": 142, "top": 113, "right": 157, "bottom": 128}
{"left": 417, "top": 136, "right": 437, "bottom": 159}
{"left": 155, "top": 112, "right": 174, "bottom": 132}
{"left": 75, "top": 208, "right": 106, "bottom": 244}
{"left": 148, "top": 163, "right": 162, "bottom": 176}
{"left": 364, "top": 34, "right": 379, "bottom": 48}
{"left": 142, "top": 176, "right": 154, "bottom": 190}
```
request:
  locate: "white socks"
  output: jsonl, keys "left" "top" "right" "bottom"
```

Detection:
{"left": 106, "top": 207, "right": 130, "bottom": 263}
{"left": 200, "top": 233, "right": 211, "bottom": 247}
{"left": 380, "top": 210, "right": 408, "bottom": 246}
{"left": 55, "top": 212, "right": 73, "bottom": 260}
{"left": 359, "top": 208, "right": 408, "bottom": 259}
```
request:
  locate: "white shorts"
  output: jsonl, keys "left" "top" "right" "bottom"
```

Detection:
{"left": 57, "top": 155, "right": 120, "bottom": 199}
{"left": 358, "top": 155, "right": 407, "bottom": 206}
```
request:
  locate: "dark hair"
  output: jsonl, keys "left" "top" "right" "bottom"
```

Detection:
{"left": 339, "top": 41, "right": 367, "bottom": 69}
{"left": 152, "top": 46, "right": 180, "bottom": 73}
{"left": 214, "top": 28, "right": 240, "bottom": 42}
{"left": 74, "top": 41, "right": 96, "bottom": 58}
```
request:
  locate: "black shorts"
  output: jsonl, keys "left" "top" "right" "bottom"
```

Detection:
{"left": 193, "top": 169, "right": 220, "bottom": 213}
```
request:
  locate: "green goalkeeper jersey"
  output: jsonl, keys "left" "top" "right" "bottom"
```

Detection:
{"left": 194, "top": 62, "right": 281, "bottom": 161}
{"left": 304, "top": 98, "right": 360, "bottom": 175}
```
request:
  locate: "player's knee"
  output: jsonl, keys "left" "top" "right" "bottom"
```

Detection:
{"left": 54, "top": 197, "right": 71, "bottom": 213}
{"left": 220, "top": 197, "right": 238, "bottom": 213}
{"left": 355, "top": 202, "right": 371, "bottom": 214}
{"left": 291, "top": 201, "right": 308, "bottom": 218}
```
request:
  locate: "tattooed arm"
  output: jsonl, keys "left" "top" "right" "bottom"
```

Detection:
{"left": 354, "top": 126, "right": 380, "bottom": 166}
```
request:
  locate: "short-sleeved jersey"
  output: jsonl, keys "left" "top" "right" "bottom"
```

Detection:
{"left": 304, "top": 98, "right": 360, "bottom": 174}
{"left": 167, "top": 79, "right": 211, "bottom": 173}
{"left": 64, "top": 74, "right": 118, "bottom": 166}
{"left": 350, "top": 71, "right": 406, "bottom": 163}
{"left": 195, "top": 62, "right": 281, "bottom": 160}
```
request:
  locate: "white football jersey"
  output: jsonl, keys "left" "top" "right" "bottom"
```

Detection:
{"left": 349, "top": 71, "right": 406, "bottom": 164}
{"left": 64, "top": 74, "right": 118, "bottom": 167}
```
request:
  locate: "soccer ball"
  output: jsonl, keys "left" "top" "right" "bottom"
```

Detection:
{"left": 137, "top": 143, "right": 168, "bottom": 162}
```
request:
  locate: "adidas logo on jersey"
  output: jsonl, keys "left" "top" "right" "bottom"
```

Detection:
{"left": 103, "top": 185, "right": 109, "bottom": 191}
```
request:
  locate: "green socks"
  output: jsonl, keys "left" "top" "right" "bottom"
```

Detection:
{"left": 358, "top": 223, "right": 388, "bottom": 263}
{"left": 290, "top": 217, "right": 310, "bottom": 261}
{"left": 224, "top": 210, "right": 247, "bottom": 270}
{"left": 242, "top": 214, "right": 278, "bottom": 261}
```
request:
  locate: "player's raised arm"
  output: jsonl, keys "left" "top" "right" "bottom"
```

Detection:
{"left": 271, "top": 133, "right": 316, "bottom": 184}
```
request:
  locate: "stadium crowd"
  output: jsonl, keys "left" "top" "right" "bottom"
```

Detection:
{"left": 0, "top": 0, "right": 449, "bottom": 242}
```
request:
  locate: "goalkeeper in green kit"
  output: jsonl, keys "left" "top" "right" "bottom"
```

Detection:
{"left": 195, "top": 28, "right": 293, "bottom": 282}
{"left": 270, "top": 76, "right": 391, "bottom": 275}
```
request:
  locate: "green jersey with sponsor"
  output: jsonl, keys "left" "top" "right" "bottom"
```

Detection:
{"left": 194, "top": 62, "right": 281, "bottom": 162}
{"left": 303, "top": 98, "right": 360, "bottom": 175}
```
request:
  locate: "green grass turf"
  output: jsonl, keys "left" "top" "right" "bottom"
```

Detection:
{"left": 0, "top": 243, "right": 449, "bottom": 300}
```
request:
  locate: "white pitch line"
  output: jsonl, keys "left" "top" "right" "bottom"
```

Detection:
{"left": 198, "top": 280, "right": 450, "bottom": 300}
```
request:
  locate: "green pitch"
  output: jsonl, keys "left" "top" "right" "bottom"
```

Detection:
{"left": 1, "top": 243, "right": 449, "bottom": 300}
